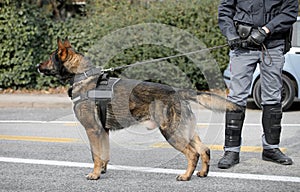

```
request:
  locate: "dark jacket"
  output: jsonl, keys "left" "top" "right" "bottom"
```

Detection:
{"left": 218, "top": 0, "right": 298, "bottom": 48}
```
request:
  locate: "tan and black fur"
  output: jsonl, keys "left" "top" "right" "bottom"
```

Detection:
{"left": 38, "top": 37, "right": 240, "bottom": 181}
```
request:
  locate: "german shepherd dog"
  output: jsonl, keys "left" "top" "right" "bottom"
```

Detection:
{"left": 38, "top": 37, "right": 239, "bottom": 181}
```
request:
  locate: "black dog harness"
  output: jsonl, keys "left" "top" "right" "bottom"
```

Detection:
{"left": 69, "top": 70, "right": 120, "bottom": 128}
{"left": 71, "top": 74, "right": 120, "bottom": 103}
{"left": 50, "top": 46, "right": 120, "bottom": 128}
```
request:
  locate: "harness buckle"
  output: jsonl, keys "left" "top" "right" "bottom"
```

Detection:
{"left": 83, "top": 72, "right": 88, "bottom": 78}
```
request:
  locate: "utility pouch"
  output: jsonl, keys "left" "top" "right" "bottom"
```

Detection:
{"left": 237, "top": 24, "right": 252, "bottom": 39}
{"left": 284, "top": 27, "right": 293, "bottom": 54}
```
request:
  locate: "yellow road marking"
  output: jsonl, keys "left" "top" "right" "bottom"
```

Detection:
{"left": 151, "top": 142, "right": 287, "bottom": 153}
{"left": 0, "top": 134, "right": 287, "bottom": 153}
{"left": 0, "top": 135, "right": 80, "bottom": 143}
{"left": 63, "top": 122, "right": 80, "bottom": 127}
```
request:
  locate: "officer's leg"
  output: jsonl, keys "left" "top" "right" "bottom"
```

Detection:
{"left": 260, "top": 46, "right": 292, "bottom": 165}
{"left": 218, "top": 106, "right": 246, "bottom": 169}
{"left": 218, "top": 49, "right": 258, "bottom": 169}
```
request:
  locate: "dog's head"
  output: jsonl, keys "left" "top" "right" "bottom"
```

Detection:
{"left": 37, "top": 37, "right": 78, "bottom": 82}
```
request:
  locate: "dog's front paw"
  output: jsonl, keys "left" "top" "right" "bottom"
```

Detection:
{"left": 101, "top": 162, "right": 108, "bottom": 174}
{"left": 196, "top": 170, "right": 208, "bottom": 178}
{"left": 176, "top": 174, "right": 191, "bottom": 181}
{"left": 86, "top": 172, "right": 100, "bottom": 180}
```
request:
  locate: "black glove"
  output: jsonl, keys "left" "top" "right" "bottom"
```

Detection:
{"left": 227, "top": 37, "right": 241, "bottom": 50}
{"left": 249, "top": 27, "right": 267, "bottom": 45}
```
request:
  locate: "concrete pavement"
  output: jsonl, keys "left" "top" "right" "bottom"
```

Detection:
{"left": 0, "top": 94, "right": 72, "bottom": 108}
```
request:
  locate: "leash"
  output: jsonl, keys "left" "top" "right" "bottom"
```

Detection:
{"left": 261, "top": 43, "right": 273, "bottom": 66}
{"left": 71, "top": 44, "right": 228, "bottom": 115}
{"left": 101, "top": 44, "right": 228, "bottom": 72}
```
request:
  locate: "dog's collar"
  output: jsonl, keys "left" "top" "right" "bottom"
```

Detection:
{"left": 73, "top": 67, "right": 104, "bottom": 84}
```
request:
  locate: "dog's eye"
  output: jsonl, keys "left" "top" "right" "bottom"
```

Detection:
{"left": 54, "top": 53, "right": 59, "bottom": 61}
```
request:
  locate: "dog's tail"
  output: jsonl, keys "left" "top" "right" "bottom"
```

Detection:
{"left": 178, "top": 90, "right": 241, "bottom": 112}
{"left": 195, "top": 92, "right": 241, "bottom": 111}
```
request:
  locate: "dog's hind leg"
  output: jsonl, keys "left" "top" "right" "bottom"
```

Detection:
{"left": 154, "top": 100, "right": 199, "bottom": 181}
{"left": 176, "top": 143, "right": 200, "bottom": 181}
{"left": 190, "top": 134, "right": 210, "bottom": 177}
{"left": 165, "top": 133, "right": 210, "bottom": 180}
{"left": 159, "top": 127, "right": 199, "bottom": 181}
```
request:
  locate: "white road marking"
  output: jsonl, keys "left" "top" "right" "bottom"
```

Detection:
{"left": 0, "top": 120, "right": 299, "bottom": 127}
{"left": 196, "top": 123, "right": 300, "bottom": 127}
{"left": 0, "top": 120, "right": 77, "bottom": 124}
{"left": 1, "top": 157, "right": 300, "bottom": 183}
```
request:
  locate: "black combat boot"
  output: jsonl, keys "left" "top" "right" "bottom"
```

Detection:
{"left": 261, "top": 104, "right": 293, "bottom": 165}
{"left": 218, "top": 151, "right": 240, "bottom": 169}
{"left": 263, "top": 148, "right": 293, "bottom": 165}
{"left": 218, "top": 107, "right": 245, "bottom": 169}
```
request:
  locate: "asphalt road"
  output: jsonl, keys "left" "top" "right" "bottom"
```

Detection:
{"left": 1, "top": 101, "right": 300, "bottom": 191}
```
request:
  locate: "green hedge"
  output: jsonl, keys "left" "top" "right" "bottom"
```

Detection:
{"left": 0, "top": 0, "right": 228, "bottom": 90}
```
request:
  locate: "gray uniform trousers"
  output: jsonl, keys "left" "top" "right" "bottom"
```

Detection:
{"left": 226, "top": 45, "right": 285, "bottom": 152}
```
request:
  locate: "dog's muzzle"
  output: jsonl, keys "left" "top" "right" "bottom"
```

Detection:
{"left": 36, "top": 64, "right": 42, "bottom": 74}
{"left": 36, "top": 63, "right": 55, "bottom": 76}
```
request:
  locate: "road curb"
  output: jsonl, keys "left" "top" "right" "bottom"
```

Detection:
{"left": 0, "top": 94, "right": 207, "bottom": 109}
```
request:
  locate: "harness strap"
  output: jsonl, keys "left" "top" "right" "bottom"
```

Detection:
{"left": 71, "top": 76, "right": 120, "bottom": 104}
{"left": 97, "top": 99, "right": 110, "bottom": 128}
{"left": 72, "top": 94, "right": 88, "bottom": 104}
{"left": 73, "top": 68, "right": 104, "bottom": 83}
{"left": 71, "top": 75, "right": 120, "bottom": 129}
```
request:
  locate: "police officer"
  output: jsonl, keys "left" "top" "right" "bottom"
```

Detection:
{"left": 218, "top": 0, "right": 298, "bottom": 169}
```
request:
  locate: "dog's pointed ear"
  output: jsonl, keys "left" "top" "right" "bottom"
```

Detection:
{"left": 57, "top": 37, "right": 68, "bottom": 61}
{"left": 57, "top": 37, "right": 65, "bottom": 50}
{"left": 63, "top": 37, "right": 72, "bottom": 48}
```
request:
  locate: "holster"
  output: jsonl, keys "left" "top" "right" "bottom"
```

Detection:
{"left": 235, "top": 23, "right": 258, "bottom": 49}
{"left": 236, "top": 24, "right": 252, "bottom": 40}
{"left": 284, "top": 27, "right": 293, "bottom": 54}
